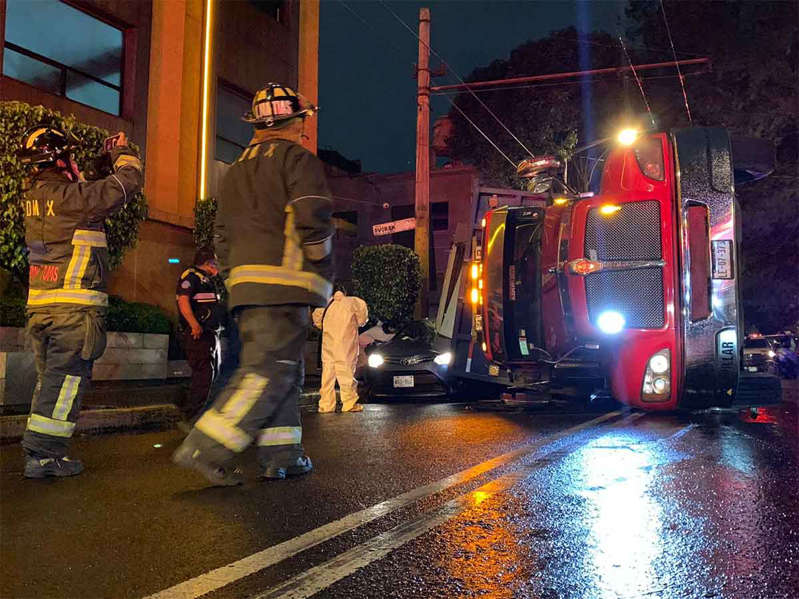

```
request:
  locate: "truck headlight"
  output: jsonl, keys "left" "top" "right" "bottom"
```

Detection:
{"left": 768, "top": 350, "right": 776, "bottom": 358}
{"left": 597, "top": 310, "right": 625, "bottom": 335}
{"left": 642, "top": 348, "right": 670, "bottom": 402}
{"left": 434, "top": 352, "right": 452, "bottom": 366}
{"left": 368, "top": 353, "right": 384, "bottom": 368}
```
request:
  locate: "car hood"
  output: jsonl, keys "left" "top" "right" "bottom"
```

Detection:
{"left": 374, "top": 336, "right": 436, "bottom": 358}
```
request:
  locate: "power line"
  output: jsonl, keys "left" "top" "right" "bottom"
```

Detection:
{"left": 336, "top": 0, "right": 408, "bottom": 58}
{"left": 378, "top": 0, "right": 535, "bottom": 158}
{"left": 619, "top": 36, "right": 656, "bottom": 127}
{"left": 447, "top": 99, "right": 518, "bottom": 170}
{"left": 660, "top": 0, "right": 692, "bottom": 124}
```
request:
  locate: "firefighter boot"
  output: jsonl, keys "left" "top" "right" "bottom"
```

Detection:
{"left": 172, "top": 444, "right": 243, "bottom": 487}
{"left": 24, "top": 456, "right": 85, "bottom": 479}
{"left": 261, "top": 455, "right": 313, "bottom": 480}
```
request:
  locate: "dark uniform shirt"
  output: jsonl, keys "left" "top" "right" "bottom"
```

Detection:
{"left": 176, "top": 267, "right": 221, "bottom": 332}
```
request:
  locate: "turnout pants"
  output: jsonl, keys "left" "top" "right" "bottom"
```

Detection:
{"left": 183, "top": 305, "right": 308, "bottom": 468}
{"left": 180, "top": 330, "right": 219, "bottom": 422}
{"left": 22, "top": 309, "right": 106, "bottom": 458}
{"left": 318, "top": 358, "right": 359, "bottom": 411}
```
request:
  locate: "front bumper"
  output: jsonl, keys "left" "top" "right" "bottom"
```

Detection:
{"left": 364, "top": 362, "right": 451, "bottom": 398}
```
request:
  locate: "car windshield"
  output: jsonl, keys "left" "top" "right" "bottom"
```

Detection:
{"left": 745, "top": 338, "right": 769, "bottom": 348}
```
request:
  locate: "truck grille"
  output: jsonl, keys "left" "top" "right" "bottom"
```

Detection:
{"left": 585, "top": 200, "right": 661, "bottom": 261}
{"left": 584, "top": 201, "right": 665, "bottom": 329}
{"left": 585, "top": 268, "right": 665, "bottom": 329}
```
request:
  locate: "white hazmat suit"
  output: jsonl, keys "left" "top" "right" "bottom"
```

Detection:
{"left": 313, "top": 291, "right": 368, "bottom": 412}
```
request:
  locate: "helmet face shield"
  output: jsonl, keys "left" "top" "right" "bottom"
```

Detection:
{"left": 18, "top": 125, "right": 80, "bottom": 166}
{"left": 242, "top": 82, "right": 317, "bottom": 127}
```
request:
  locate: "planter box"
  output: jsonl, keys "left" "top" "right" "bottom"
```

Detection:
{"left": 0, "top": 327, "right": 169, "bottom": 407}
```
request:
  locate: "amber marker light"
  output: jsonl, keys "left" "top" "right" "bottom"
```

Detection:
{"left": 470, "top": 288, "right": 479, "bottom": 305}
{"left": 470, "top": 263, "right": 479, "bottom": 280}
{"left": 553, "top": 197, "right": 569, "bottom": 206}
{"left": 599, "top": 204, "right": 621, "bottom": 216}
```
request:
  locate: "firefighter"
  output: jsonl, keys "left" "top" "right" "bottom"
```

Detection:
{"left": 313, "top": 285, "right": 368, "bottom": 413}
{"left": 176, "top": 247, "right": 222, "bottom": 426}
{"left": 173, "top": 83, "right": 333, "bottom": 486}
{"left": 17, "top": 125, "right": 143, "bottom": 478}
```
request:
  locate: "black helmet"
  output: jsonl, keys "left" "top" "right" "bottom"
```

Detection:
{"left": 18, "top": 125, "right": 80, "bottom": 167}
{"left": 241, "top": 83, "right": 316, "bottom": 128}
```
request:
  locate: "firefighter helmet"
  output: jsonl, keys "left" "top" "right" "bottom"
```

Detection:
{"left": 242, "top": 83, "right": 316, "bottom": 128}
{"left": 18, "top": 125, "right": 80, "bottom": 166}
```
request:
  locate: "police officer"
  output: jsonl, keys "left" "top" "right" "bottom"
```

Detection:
{"left": 173, "top": 83, "right": 333, "bottom": 486}
{"left": 17, "top": 125, "right": 143, "bottom": 478}
{"left": 176, "top": 247, "right": 222, "bottom": 426}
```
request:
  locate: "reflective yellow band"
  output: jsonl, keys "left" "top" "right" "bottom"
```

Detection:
{"left": 72, "top": 229, "right": 107, "bottom": 247}
{"left": 52, "top": 375, "right": 81, "bottom": 421}
{"left": 221, "top": 373, "right": 268, "bottom": 423}
{"left": 27, "top": 288, "right": 108, "bottom": 307}
{"left": 113, "top": 154, "right": 142, "bottom": 171}
{"left": 26, "top": 413, "right": 76, "bottom": 438}
{"left": 195, "top": 410, "right": 252, "bottom": 452}
{"left": 64, "top": 245, "right": 91, "bottom": 289}
{"left": 228, "top": 264, "right": 331, "bottom": 298}
{"left": 282, "top": 206, "right": 303, "bottom": 271}
{"left": 257, "top": 426, "right": 302, "bottom": 446}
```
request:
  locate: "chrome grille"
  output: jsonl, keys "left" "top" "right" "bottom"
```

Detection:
{"left": 585, "top": 200, "right": 661, "bottom": 261}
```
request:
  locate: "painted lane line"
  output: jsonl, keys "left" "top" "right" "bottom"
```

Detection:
{"left": 255, "top": 412, "right": 644, "bottom": 599}
{"left": 144, "top": 411, "right": 622, "bottom": 599}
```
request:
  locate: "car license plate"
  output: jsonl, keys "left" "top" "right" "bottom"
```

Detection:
{"left": 747, "top": 366, "right": 758, "bottom": 372}
{"left": 393, "top": 375, "right": 414, "bottom": 388}
{"left": 711, "top": 240, "right": 733, "bottom": 279}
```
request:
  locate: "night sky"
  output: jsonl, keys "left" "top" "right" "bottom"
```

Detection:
{"left": 318, "top": 0, "right": 627, "bottom": 174}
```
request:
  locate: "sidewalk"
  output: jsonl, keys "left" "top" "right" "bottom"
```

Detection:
{"left": 0, "top": 376, "right": 322, "bottom": 442}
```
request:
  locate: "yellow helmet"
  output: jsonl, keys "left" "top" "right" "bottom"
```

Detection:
{"left": 242, "top": 83, "right": 316, "bottom": 128}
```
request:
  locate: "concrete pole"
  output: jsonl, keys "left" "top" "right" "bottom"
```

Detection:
{"left": 414, "top": 7, "right": 431, "bottom": 318}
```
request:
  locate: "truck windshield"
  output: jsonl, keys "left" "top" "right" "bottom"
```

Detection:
{"left": 505, "top": 209, "right": 543, "bottom": 360}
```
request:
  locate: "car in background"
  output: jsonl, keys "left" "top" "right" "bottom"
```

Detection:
{"left": 360, "top": 321, "right": 453, "bottom": 401}
{"left": 765, "top": 333, "right": 799, "bottom": 378}
{"left": 743, "top": 336, "right": 777, "bottom": 374}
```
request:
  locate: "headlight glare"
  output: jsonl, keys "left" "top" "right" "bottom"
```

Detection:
{"left": 649, "top": 354, "right": 669, "bottom": 374}
{"left": 368, "top": 353, "right": 384, "bottom": 368}
{"left": 597, "top": 310, "right": 625, "bottom": 335}
{"left": 434, "top": 352, "right": 453, "bottom": 366}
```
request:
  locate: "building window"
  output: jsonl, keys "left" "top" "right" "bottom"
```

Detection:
{"left": 432, "top": 202, "right": 449, "bottom": 231}
{"left": 215, "top": 82, "right": 253, "bottom": 164}
{"left": 3, "top": 0, "right": 123, "bottom": 115}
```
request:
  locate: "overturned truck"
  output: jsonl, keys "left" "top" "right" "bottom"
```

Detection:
{"left": 449, "top": 126, "right": 780, "bottom": 410}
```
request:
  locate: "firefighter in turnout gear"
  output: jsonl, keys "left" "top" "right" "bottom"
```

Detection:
{"left": 17, "top": 125, "right": 143, "bottom": 478}
{"left": 173, "top": 83, "right": 333, "bottom": 486}
{"left": 176, "top": 247, "right": 222, "bottom": 425}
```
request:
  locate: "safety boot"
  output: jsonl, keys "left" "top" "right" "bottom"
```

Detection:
{"left": 24, "top": 456, "right": 85, "bottom": 479}
{"left": 172, "top": 444, "right": 243, "bottom": 487}
{"left": 261, "top": 455, "right": 313, "bottom": 480}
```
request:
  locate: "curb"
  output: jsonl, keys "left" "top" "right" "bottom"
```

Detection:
{"left": 1, "top": 391, "right": 322, "bottom": 443}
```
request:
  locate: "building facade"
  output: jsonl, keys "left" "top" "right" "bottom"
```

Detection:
{"left": 1, "top": 0, "right": 319, "bottom": 315}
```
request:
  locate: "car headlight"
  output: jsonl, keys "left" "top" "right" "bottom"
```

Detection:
{"left": 368, "top": 353, "right": 384, "bottom": 368}
{"left": 597, "top": 310, "right": 625, "bottom": 335}
{"left": 768, "top": 350, "right": 776, "bottom": 358}
{"left": 642, "top": 348, "right": 670, "bottom": 402}
{"left": 433, "top": 352, "right": 452, "bottom": 366}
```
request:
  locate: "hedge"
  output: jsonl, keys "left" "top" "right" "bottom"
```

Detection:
{"left": 352, "top": 244, "right": 421, "bottom": 329}
{"left": 0, "top": 295, "right": 171, "bottom": 334}
{"left": 0, "top": 101, "right": 148, "bottom": 280}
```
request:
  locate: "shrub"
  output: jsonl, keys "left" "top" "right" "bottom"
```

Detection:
{"left": 352, "top": 244, "right": 421, "bottom": 329}
{"left": 0, "top": 101, "right": 148, "bottom": 280}
{"left": 0, "top": 294, "right": 171, "bottom": 335}
{"left": 194, "top": 197, "right": 217, "bottom": 249}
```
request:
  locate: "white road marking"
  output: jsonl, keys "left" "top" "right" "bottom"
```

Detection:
{"left": 144, "top": 411, "right": 623, "bottom": 599}
{"left": 256, "top": 412, "right": 645, "bottom": 599}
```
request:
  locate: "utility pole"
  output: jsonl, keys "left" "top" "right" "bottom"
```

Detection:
{"left": 414, "top": 7, "right": 431, "bottom": 319}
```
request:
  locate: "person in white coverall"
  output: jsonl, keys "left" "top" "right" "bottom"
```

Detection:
{"left": 313, "top": 288, "right": 368, "bottom": 413}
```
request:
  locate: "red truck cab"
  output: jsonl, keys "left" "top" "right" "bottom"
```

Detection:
{"left": 476, "top": 127, "right": 773, "bottom": 410}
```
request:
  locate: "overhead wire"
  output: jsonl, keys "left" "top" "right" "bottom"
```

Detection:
{"left": 659, "top": 0, "right": 693, "bottom": 124}
{"left": 337, "top": 0, "right": 520, "bottom": 169}
{"left": 378, "top": 0, "right": 535, "bottom": 159}
{"left": 619, "top": 36, "right": 656, "bottom": 127}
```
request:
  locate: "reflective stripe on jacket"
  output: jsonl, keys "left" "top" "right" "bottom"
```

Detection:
{"left": 23, "top": 149, "right": 143, "bottom": 309}
{"left": 215, "top": 138, "right": 334, "bottom": 308}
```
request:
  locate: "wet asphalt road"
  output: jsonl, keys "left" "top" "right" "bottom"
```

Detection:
{"left": 1, "top": 392, "right": 797, "bottom": 599}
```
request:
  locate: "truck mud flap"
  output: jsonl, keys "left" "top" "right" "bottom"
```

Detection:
{"left": 732, "top": 372, "right": 782, "bottom": 406}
